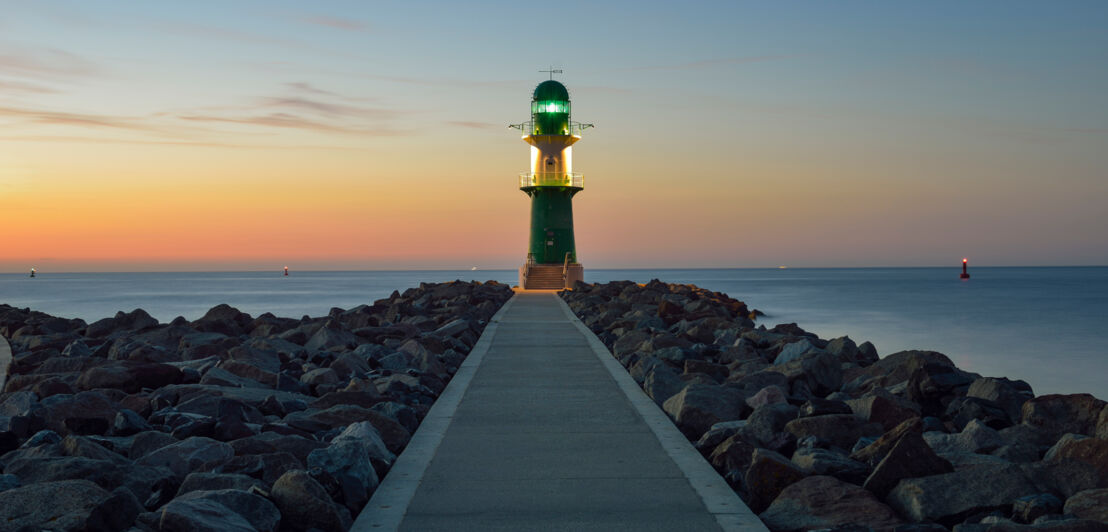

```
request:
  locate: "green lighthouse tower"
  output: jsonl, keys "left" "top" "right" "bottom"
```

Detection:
{"left": 511, "top": 77, "right": 592, "bottom": 289}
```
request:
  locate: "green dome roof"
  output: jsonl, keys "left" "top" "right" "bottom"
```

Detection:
{"left": 533, "top": 80, "right": 569, "bottom": 101}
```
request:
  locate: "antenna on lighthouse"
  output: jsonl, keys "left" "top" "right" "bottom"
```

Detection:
{"left": 539, "top": 67, "right": 563, "bottom": 80}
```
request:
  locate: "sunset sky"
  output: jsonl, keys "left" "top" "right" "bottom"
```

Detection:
{"left": 2, "top": 1, "right": 1106, "bottom": 271}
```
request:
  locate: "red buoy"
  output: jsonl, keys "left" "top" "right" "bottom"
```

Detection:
{"left": 284, "top": 266, "right": 289, "bottom": 277}
{"left": 960, "top": 258, "right": 970, "bottom": 280}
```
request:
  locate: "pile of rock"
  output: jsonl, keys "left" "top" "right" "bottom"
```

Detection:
{"left": 0, "top": 280, "right": 513, "bottom": 531}
{"left": 563, "top": 280, "right": 1108, "bottom": 532}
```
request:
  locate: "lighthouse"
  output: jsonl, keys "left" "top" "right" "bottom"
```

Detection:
{"left": 511, "top": 76, "right": 592, "bottom": 289}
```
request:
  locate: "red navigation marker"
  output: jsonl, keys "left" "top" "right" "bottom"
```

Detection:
{"left": 960, "top": 258, "right": 970, "bottom": 280}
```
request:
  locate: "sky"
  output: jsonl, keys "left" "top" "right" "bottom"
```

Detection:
{"left": 1, "top": 1, "right": 1106, "bottom": 272}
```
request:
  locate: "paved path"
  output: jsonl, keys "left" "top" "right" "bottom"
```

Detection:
{"left": 354, "top": 291, "right": 765, "bottom": 532}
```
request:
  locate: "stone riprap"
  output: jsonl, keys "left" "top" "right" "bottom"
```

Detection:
{"left": 562, "top": 280, "right": 1108, "bottom": 532}
{"left": 0, "top": 280, "right": 512, "bottom": 531}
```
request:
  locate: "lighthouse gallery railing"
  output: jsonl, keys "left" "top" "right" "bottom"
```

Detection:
{"left": 519, "top": 172, "right": 583, "bottom": 188}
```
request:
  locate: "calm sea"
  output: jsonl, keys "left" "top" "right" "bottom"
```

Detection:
{"left": 1, "top": 267, "right": 1104, "bottom": 399}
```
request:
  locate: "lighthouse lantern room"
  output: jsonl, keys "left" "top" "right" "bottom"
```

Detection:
{"left": 510, "top": 77, "right": 592, "bottom": 290}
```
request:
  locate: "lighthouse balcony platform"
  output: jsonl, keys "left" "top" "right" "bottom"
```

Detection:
{"left": 519, "top": 172, "right": 583, "bottom": 189}
{"left": 509, "top": 120, "right": 594, "bottom": 137}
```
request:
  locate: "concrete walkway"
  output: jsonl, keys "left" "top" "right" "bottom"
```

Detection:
{"left": 354, "top": 291, "right": 765, "bottom": 532}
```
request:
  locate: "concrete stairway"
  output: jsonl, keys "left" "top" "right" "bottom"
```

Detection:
{"left": 523, "top": 264, "right": 565, "bottom": 289}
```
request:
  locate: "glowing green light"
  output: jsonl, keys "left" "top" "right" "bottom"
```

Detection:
{"left": 546, "top": 103, "right": 558, "bottom": 112}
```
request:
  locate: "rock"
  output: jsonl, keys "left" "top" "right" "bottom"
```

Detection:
{"left": 774, "top": 339, "right": 823, "bottom": 365}
{"left": 968, "top": 377, "right": 1034, "bottom": 424}
{"left": 1011, "top": 493, "right": 1063, "bottom": 524}
{"left": 157, "top": 497, "right": 256, "bottom": 532}
{"left": 176, "top": 472, "right": 266, "bottom": 495}
{"left": 1043, "top": 434, "right": 1108, "bottom": 484}
{"left": 745, "top": 448, "right": 808, "bottom": 513}
{"left": 925, "top": 419, "right": 1006, "bottom": 455}
{"left": 307, "top": 437, "right": 380, "bottom": 513}
{"left": 271, "top": 469, "right": 352, "bottom": 532}
{"left": 952, "top": 518, "right": 1108, "bottom": 531}
{"left": 200, "top": 366, "right": 266, "bottom": 388}
{"left": 76, "top": 361, "right": 184, "bottom": 393}
{"left": 769, "top": 351, "right": 843, "bottom": 397}
{"left": 113, "top": 408, "right": 152, "bottom": 436}
{"left": 947, "top": 396, "right": 1014, "bottom": 430}
{"left": 886, "top": 463, "right": 1041, "bottom": 526}
{"left": 216, "top": 452, "right": 303, "bottom": 486}
{"left": 284, "top": 405, "right": 410, "bottom": 453}
{"left": 1064, "top": 488, "right": 1108, "bottom": 524}
{"left": 130, "top": 430, "right": 179, "bottom": 459}
{"left": 847, "top": 393, "right": 923, "bottom": 431}
{"left": 301, "top": 367, "right": 340, "bottom": 387}
{"left": 1043, "top": 433, "right": 1089, "bottom": 462}
{"left": 0, "top": 473, "right": 19, "bottom": 492}
{"left": 662, "top": 383, "right": 745, "bottom": 438}
{"left": 905, "top": 362, "right": 977, "bottom": 417}
{"left": 863, "top": 431, "right": 954, "bottom": 497}
{"left": 799, "top": 397, "right": 853, "bottom": 418}
{"left": 746, "top": 385, "right": 788, "bottom": 409}
{"left": 136, "top": 436, "right": 234, "bottom": 480}
{"left": 1097, "top": 405, "right": 1108, "bottom": 440}
{"left": 0, "top": 479, "right": 135, "bottom": 531}
{"left": 695, "top": 420, "right": 746, "bottom": 452}
{"left": 708, "top": 434, "right": 756, "bottom": 478}
{"left": 174, "top": 489, "right": 281, "bottom": 531}
{"left": 791, "top": 447, "right": 870, "bottom": 485}
{"left": 784, "top": 414, "right": 883, "bottom": 452}
{"left": 759, "top": 475, "right": 904, "bottom": 531}
{"left": 86, "top": 309, "right": 159, "bottom": 337}
{"left": 229, "top": 432, "right": 326, "bottom": 463}
{"left": 742, "top": 403, "right": 799, "bottom": 447}
{"left": 1022, "top": 394, "right": 1107, "bottom": 440}
{"left": 304, "top": 322, "right": 358, "bottom": 352}
{"left": 642, "top": 363, "right": 684, "bottom": 407}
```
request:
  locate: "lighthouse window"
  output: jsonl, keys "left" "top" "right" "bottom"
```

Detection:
{"left": 532, "top": 100, "right": 569, "bottom": 114}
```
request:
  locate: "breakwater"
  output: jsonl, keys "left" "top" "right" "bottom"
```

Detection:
{"left": 0, "top": 280, "right": 512, "bottom": 531}
{"left": 562, "top": 280, "right": 1108, "bottom": 531}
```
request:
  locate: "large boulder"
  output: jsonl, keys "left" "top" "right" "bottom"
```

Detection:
{"left": 156, "top": 497, "right": 256, "bottom": 532}
{"left": 642, "top": 363, "right": 684, "bottom": 407}
{"left": 662, "top": 383, "right": 745, "bottom": 438}
{"left": 271, "top": 469, "right": 352, "bottom": 532}
{"left": 173, "top": 489, "right": 281, "bottom": 531}
{"left": 1022, "top": 394, "right": 1107, "bottom": 440}
{"left": 0, "top": 479, "right": 137, "bottom": 531}
{"left": 790, "top": 447, "right": 869, "bottom": 485}
{"left": 924, "top": 419, "right": 1006, "bottom": 455}
{"left": 1043, "top": 434, "right": 1108, "bottom": 485}
{"left": 86, "top": 309, "right": 160, "bottom": 338}
{"left": 784, "top": 414, "right": 883, "bottom": 452}
{"left": 847, "top": 392, "right": 921, "bottom": 431}
{"left": 1064, "top": 488, "right": 1108, "bottom": 525}
{"left": 76, "top": 361, "right": 184, "bottom": 393}
{"left": 306, "top": 422, "right": 393, "bottom": 513}
{"left": 745, "top": 448, "right": 808, "bottom": 513}
{"left": 136, "top": 436, "right": 234, "bottom": 480}
{"left": 967, "top": 377, "right": 1034, "bottom": 424}
{"left": 759, "top": 475, "right": 904, "bottom": 531}
{"left": 863, "top": 430, "right": 953, "bottom": 497}
{"left": 886, "top": 463, "right": 1041, "bottom": 526}
{"left": 283, "top": 405, "right": 410, "bottom": 453}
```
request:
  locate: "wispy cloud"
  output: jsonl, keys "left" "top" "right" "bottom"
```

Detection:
{"left": 0, "top": 79, "right": 59, "bottom": 94}
{"left": 298, "top": 15, "right": 367, "bottom": 32}
{"left": 0, "top": 45, "right": 99, "bottom": 79}
{"left": 446, "top": 121, "right": 499, "bottom": 130}
{"left": 620, "top": 55, "right": 794, "bottom": 72}
{"left": 0, "top": 105, "right": 151, "bottom": 130}
{"left": 260, "top": 97, "right": 397, "bottom": 119}
{"left": 178, "top": 112, "right": 406, "bottom": 136}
